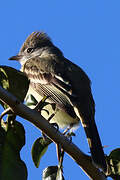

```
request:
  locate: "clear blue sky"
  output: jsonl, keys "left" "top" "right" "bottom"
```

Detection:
{"left": 0, "top": 1, "right": 120, "bottom": 179}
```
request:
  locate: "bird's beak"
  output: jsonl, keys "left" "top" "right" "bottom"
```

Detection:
{"left": 9, "top": 54, "right": 22, "bottom": 61}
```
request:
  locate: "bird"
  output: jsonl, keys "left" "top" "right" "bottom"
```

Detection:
{"left": 9, "top": 31, "right": 107, "bottom": 172}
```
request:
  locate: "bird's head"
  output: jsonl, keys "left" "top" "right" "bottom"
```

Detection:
{"left": 9, "top": 32, "right": 53, "bottom": 65}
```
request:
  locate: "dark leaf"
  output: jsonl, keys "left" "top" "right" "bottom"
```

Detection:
{"left": 6, "top": 120, "right": 25, "bottom": 151}
{"left": 107, "top": 148, "right": 120, "bottom": 179}
{"left": 0, "top": 66, "right": 29, "bottom": 108}
{"left": 42, "top": 166, "right": 65, "bottom": 180}
{"left": 0, "top": 120, "right": 27, "bottom": 180}
{"left": 32, "top": 137, "right": 52, "bottom": 168}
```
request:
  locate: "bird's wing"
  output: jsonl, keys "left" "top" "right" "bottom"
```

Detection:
{"left": 23, "top": 56, "right": 77, "bottom": 118}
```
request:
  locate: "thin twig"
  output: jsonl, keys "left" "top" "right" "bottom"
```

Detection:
{"left": 0, "top": 107, "right": 12, "bottom": 121}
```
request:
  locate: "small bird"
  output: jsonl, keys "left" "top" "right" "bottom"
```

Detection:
{"left": 9, "top": 32, "right": 107, "bottom": 172}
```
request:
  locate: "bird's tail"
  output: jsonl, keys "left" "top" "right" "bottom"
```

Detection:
{"left": 76, "top": 101, "right": 107, "bottom": 172}
{"left": 82, "top": 118, "right": 107, "bottom": 172}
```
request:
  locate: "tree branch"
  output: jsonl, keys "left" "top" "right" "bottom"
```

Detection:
{"left": 0, "top": 86, "right": 107, "bottom": 180}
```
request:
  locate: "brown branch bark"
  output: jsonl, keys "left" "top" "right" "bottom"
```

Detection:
{"left": 0, "top": 86, "right": 107, "bottom": 180}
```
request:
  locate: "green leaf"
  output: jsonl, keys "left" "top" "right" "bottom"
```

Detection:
{"left": 0, "top": 68, "right": 9, "bottom": 89}
{"left": 26, "top": 94, "right": 50, "bottom": 111}
{"left": 32, "top": 137, "right": 52, "bottom": 168}
{"left": 107, "top": 148, "right": 120, "bottom": 179}
{"left": 25, "top": 94, "right": 38, "bottom": 107}
{"left": 0, "top": 120, "right": 27, "bottom": 180}
{"left": 42, "top": 166, "right": 65, "bottom": 180}
{"left": 0, "top": 66, "right": 29, "bottom": 108}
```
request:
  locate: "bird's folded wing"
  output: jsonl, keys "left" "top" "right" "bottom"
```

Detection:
{"left": 23, "top": 57, "right": 77, "bottom": 118}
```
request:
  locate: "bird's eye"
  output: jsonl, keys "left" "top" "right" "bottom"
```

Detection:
{"left": 27, "top": 48, "right": 34, "bottom": 53}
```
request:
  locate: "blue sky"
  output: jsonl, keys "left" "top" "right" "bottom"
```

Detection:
{"left": 0, "top": 1, "right": 120, "bottom": 179}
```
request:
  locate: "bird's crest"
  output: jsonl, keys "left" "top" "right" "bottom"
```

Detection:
{"left": 20, "top": 31, "right": 52, "bottom": 52}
